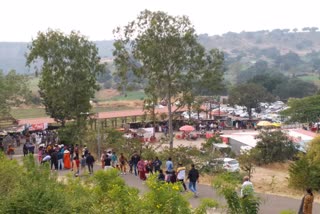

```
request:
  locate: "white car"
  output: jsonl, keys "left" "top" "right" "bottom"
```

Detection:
{"left": 208, "top": 158, "right": 240, "bottom": 172}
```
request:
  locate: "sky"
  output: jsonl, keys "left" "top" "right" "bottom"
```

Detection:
{"left": 1, "top": 0, "right": 319, "bottom": 42}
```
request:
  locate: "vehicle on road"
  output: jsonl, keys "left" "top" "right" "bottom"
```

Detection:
{"left": 207, "top": 158, "right": 240, "bottom": 172}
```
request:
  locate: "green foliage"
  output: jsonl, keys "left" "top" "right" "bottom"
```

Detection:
{"left": 252, "top": 130, "right": 297, "bottom": 165}
{"left": 91, "top": 169, "right": 141, "bottom": 213}
{"left": 58, "top": 122, "right": 87, "bottom": 145}
{"left": 193, "top": 198, "right": 219, "bottom": 214}
{"left": 273, "top": 78, "right": 317, "bottom": 100}
{"left": 238, "top": 151, "right": 255, "bottom": 179}
{"left": 228, "top": 83, "right": 274, "bottom": 119}
{"left": 26, "top": 29, "right": 105, "bottom": 124}
{"left": 281, "top": 95, "right": 320, "bottom": 123}
{"left": 288, "top": 156, "right": 320, "bottom": 190}
{"left": 213, "top": 172, "right": 260, "bottom": 214}
{"left": 101, "top": 128, "right": 142, "bottom": 156}
{"left": 0, "top": 70, "right": 31, "bottom": 116}
{"left": 289, "top": 136, "right": 320, "bottom": 190}
{"left": 143, "top": 174, "right": 191, "bottom": 213}
{"left": 279, "top": 210, "right": 296, "bottom": 214}
{"left": 0, "top": 152, "right": 219, "bottom": 213}
{"left": 158, "top": 146, "right": 202, "bottom": 169}
{"left": 0, "top": 154, "right": 71, "bottom": 214}
{"left": 247, "top": 72, "right": 286, "bottom": 93}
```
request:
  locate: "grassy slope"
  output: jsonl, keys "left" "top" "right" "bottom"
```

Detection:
{"left": 298, "top": 74, "right": 320, "bottom": 86}
{"left": 11, "top": 105, "right": 137, "bottom": 119}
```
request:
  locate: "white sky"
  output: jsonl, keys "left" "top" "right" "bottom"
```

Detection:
{"left": 1, "top": 0, "right": 319, "bottom": 42}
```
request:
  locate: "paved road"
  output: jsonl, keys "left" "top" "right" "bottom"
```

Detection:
{"left": 122, "top": 172, "right": 319, "bottom": 214}
{"left": 56, "top": 163, "right": 319, "bottom": 214}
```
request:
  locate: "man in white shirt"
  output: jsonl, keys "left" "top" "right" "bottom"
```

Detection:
{"left": 176, "top": 162, "right": 187, "bottom": 191}
{"left": 241, "top": 176, "right": 254, "bottom": 198}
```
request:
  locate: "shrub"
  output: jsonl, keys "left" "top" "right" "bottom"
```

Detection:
{"left": 289, "top": 136, "right": 320, "bottom": 190}
{"left": 252, "top": 130, "right": 297, "bottom": 165}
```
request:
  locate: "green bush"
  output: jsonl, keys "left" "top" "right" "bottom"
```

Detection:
{"left": 213, "top": 172, "right": 260, "bottom": 214}
{"left": 289, "top": 156, "right": 320, "bottom": 190}
{"left": 252, "top": 130, "right": 297, "bottom": 165}
{"left": 289, "top": 136, "right": 320, "bottom": 190}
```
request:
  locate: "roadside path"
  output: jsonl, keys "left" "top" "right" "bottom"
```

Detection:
{"left": 57, "top": 163, "right": 319, "bottom": 214}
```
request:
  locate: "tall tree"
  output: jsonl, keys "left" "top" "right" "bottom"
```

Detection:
{"left": 273, "top": 78, "right": 317, "bottom": 100}
{"left": 228, "top": 83, "right": 274, "bottom": 119}
{"left": 113, "top": 10, "right": 222, "bottom": 149}
{"left": 26, "top": 30, "right": 105, "bottom": 125}
{"left": 281, "top": 95, "right": 320, "bottom": 123}
{"left": 0, "top": 70, "right": 31, "bottom": 116}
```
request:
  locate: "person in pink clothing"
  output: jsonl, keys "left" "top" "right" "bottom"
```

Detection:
{"left": 38, "top": 146, "right": 43, "bottom": 163}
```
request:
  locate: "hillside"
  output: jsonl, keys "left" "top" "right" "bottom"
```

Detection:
{"left": 2, "top": 29, "right": 320, "bottom": 83}
{"left": 0, "top": 40, "right": 114, "bottom": 74}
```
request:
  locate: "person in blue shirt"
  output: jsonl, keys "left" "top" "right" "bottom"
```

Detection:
{"left": 166, "top": 157, "right": 173, "bottom": 173}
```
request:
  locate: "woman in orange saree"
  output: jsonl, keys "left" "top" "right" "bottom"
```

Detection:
{"left": 64, "top": 149, "right": 71, "bottom": 169}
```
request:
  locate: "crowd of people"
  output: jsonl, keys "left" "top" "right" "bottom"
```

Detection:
{"left": 99, "top": 152, "right": 201, "bottom": 197}
{"left": 38, "top": 143, "right": 97, "bottom": 176}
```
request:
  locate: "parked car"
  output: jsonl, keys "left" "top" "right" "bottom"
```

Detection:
{"left": 207, "top": 158, "right": 240, "bottom": 172}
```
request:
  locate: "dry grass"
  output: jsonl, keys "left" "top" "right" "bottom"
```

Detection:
{"left": 97, "top": 100, "right": 144, "bottom": 109}
{"left": 199, "top": 162, "right": 320, "bottom": 202}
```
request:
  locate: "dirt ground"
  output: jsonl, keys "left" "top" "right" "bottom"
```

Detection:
{"left": 95, "top": 89, "right": 120, "bottom": 100}
{"left": 97, "top": 100, "right": 144, "bottom": 109}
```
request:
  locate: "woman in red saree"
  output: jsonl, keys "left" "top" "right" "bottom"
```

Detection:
{"left": 64, "top": 149, "right": 71, "bottom": 169}
{"left": 137, "top": 158, "right": 146, "bottom": 180}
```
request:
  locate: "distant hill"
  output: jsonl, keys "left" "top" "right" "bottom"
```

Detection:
{"left": 2, "top": 29, "right": 320, "bottom": 78}
{"left": 0, "top": 41, "right": 114, "bottom": 74}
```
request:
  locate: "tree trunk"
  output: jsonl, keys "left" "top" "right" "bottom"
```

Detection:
{"left": 188, "top": 104, "right": 191, "bottom": 123}
{"left": 152, "top": 105, "right": 156, "bottom": 135}
{"left": 167, "top": 90, "right": 173, "bottom": 150}
{"left": 248, "top": 107, "right": 252, "bottom": 120}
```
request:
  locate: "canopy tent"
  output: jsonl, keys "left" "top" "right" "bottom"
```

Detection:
{"left": 272, "top": 122, "right": 282, "bottom": 127}
{"left": 257, "top": 121, "right": 273, "bottom": 127}
{"left": 179, "top": 125, "right": 195, "bottom": 132}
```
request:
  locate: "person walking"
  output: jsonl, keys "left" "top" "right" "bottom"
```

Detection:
{"left": 104, "top": 154, "right": 112, "bottom": 171}
{"left": 170, "top": 170, "right": 177, "bottom": 183}
{"left": 241, "top": 176, "right": 254, "bottom": 198}
{"left": 23, "top": 143, "right": 28, "bottom": 156}
{"left": 131, "top": 152, "right": 140, "bottom": 176}
{"left": 57, "top": 148, "right": 64, "bottom": 170}
{"left": 119, "top": 153, "right": 128, "bottom": 175}
{"left": 73, "top": 157, "right": 80, "bottom": 176}
{"left": 63, "top": 149, "right": 71, "bottom": 169}
{"left": 6, "top": 144, "right": 15, "bottom": 160}
{"left": 101, "top": 151, "right": 106, "bottom": 169}
{"left": 50, "top": 150, "right": 59, "bottom": 171}
{"left": 187, "top": 164, "right": 199, "bottom": 197}
{"left": 86, "top": 153, "right": 95, "bottom": 174}
{"left": 137, "top": 158, "right": 146, "bottom": 180}
{"left": 111, "top": 151, "right": 118, "bottom": 167}
{"left": 176, "top": 162, "right": 187, "bottom": 191}
{"left": 166, "top": 157, "right": 173, "bottom": 173}
{"left": 153, "top": 156, "right": 162, "bottom": 172}
{"left": 80, "top": 155, "right": 87, "bottom": 175}
{"left": 158, "top": 169, "right": 165, "bottom": 181}
{"left": 299, "top": 188, "right": 314, "bottom": 214}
